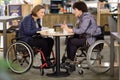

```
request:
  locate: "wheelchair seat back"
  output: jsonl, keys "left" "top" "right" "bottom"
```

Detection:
{"left": 93, "top": 24, "right": 108, "bottom": 50}
{"left": 79, "top": 24, "right": 107, "bottom": 51}
{"left": 95, "top": 26, "right": 105, "bottom": 41}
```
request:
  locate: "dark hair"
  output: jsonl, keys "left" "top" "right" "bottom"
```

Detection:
{"left": 73, "top": 1, "right": 88, "bottom": 12}
{"left": 31, "top": 5, "right": 45, "bottom": 17}
{"left": 99, "top": 0, "right": 107, "bottom": 2}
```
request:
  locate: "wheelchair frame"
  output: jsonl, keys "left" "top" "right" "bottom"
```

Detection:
{"left": 62, "top": 24, "right": 110, "bottom": 75}
{"left": 6, "top": 37, "right": 56, "bottom": 75}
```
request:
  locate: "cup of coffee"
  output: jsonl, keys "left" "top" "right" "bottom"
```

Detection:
{"left": 48, "top": 28, "right": 55, "bottom": 33}
{"left": 63, "top": 29, "right": 68, "bottom": 34}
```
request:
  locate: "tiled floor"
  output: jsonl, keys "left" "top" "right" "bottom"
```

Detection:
{"left": 0, "top": 36, "right": 119, "bottom": 80}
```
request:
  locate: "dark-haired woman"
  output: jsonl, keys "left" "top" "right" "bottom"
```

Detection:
{"left": 18, "top": 5, "right": 54, "bottom": 66}
{"left": 61, "top": 1, "right": 101, "bottom": 70}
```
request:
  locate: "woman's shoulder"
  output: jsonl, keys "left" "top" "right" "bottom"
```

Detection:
{"left": 82, "top": 12, "right": 94, "bottom": 19}
{"left": 83, "top": 12, "right": 93, "bottom": 17}
{"left": 23, "top": 14, "right": 33, "bottom": 21}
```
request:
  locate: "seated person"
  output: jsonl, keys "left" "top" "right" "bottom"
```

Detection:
{"left": 61, "top": 1, "right": 101, "bottom": 70}
{"left": 18, "top": 5, "right": 54, "bottom": 66}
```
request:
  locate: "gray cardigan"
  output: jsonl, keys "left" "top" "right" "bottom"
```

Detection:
{"left": 73, "top": 12, "right": 101, "bottom": 45}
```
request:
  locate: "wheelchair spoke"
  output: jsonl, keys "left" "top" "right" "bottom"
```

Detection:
{"left": 6, "top": 41, "right": 33, "bottom": 74}
{"left": 87, "top": 40, "right": 110, "bottom": 74}
{"left": 12, "top": 58, "right": 17, "bottom": 63}
{"left": 24, "top": 58, "right": 30, "bottom": 65}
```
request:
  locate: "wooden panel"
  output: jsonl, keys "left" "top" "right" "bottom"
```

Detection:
{"left": 32, "top": 0, "right": 42, "bottom": 7}
{"left": 7, "top": 32, "right": 16, "bottom": 48}
{"left": 0, "top": 32, "right": 16, "bottom": 49}
{"left": 100, "top": 14, "right": 109, "bottom": 31}
{"left": 42, "top": 14, "right": 76, "bottom": 28}
{"left": 21, "top": 4, "right": 33, "bottom": 17}
{"left": 118, "top": 3, "right": 120, "bottom": 32}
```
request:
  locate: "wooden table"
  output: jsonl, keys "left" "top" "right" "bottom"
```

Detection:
{"left": 0, "top": 16, "right": 22, "bottom": 57}
{"left": 38, "top": 31, "right": 74, "bottom": 77}
{"left": 110, "top": 32, "right": 120, "bottom": 80}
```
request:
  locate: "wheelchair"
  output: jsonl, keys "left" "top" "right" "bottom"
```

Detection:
{"left": 5, "top": 30, "right": 56, "bottom": 75}
{"left": 61, "top": 24, "right": 110, "bottom": 75}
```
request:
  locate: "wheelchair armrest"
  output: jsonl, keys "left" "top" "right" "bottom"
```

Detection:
{"left": 92, "top": 34, "right": 103, "bottom": 37}
{"left": 0, "top": 25, "right": 19, "bottom": 33}
{"left": 92, "top": 34, "right": 104, "bottom": 40}
{"left": 11, "top": 36, "right": 25, "bottom": 43}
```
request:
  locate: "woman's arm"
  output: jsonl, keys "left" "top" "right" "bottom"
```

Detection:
{"left": 73, "top": 17, "right": 91, "bottom": 34}
{"left": 22, "top": 18, "right": 40, "bottom": 36}
{"left": 61, "top": 24, "right": 73, "bottom": 33}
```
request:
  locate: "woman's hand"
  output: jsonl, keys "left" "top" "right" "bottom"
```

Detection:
{"left": 61, "top": 24, "right": 73, "bottom": 33}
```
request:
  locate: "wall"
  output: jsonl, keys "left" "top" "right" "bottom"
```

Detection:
{"left": 42, "top": 14, "right": 76, "bottom": 28}
{"left": 32, "top": 0, "right": 42, "bottom": 6}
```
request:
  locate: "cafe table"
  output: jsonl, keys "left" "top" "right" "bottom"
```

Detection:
{"left": 0, "top": 16, "right": 22, "bottom": 57}
{"left": 110, "top": 32, "right": 120, "bottom": 80}
{"left": 37, "top": 31, "right": 74, "bottom": 77}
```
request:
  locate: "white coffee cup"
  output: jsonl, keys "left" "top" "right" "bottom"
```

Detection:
{"left": 63, "top": 29, "right": 68, "bottom": 34}
{"left": 41, "top": 27, "right": 49, "bottom": 31}
{"left": 48, "top": 28, "right": 55, "bottom": 33}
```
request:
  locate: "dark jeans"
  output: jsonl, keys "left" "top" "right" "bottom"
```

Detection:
{"left": 28, "top": 37, "right": 54, "bottom": 61}
{"left": 66, "top": 36, "right": 86, "bottom": 61}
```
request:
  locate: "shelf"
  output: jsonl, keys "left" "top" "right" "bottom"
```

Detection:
{"left": 51, "top": 0, "right": 62, "bottom": 1}
{"left": 51, "top": 4, "right": 59, "bottom": 6}
{"left": 97, "top": 2, "right": 120, "bottom": 32}
{"left": 100, "top": 12, "right": 120, "bottom": 14}
{"left": 50, "top": 0, "right": 63, "bottom": 13}
{"left": 50, "top": 0, "right": 73, "bottom": 13}
{"left": 99, "top": 2, "right": 119, "bottom": 4}
{"left": 51, "top": 7, "right": 60, "bottom": 9}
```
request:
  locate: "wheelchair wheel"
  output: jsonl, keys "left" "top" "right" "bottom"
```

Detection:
{"left": 6, "top": 41, "right": 34, "bottom": 74}
{"left": 87, "top": 40, "right": 110, "bottom": 74}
